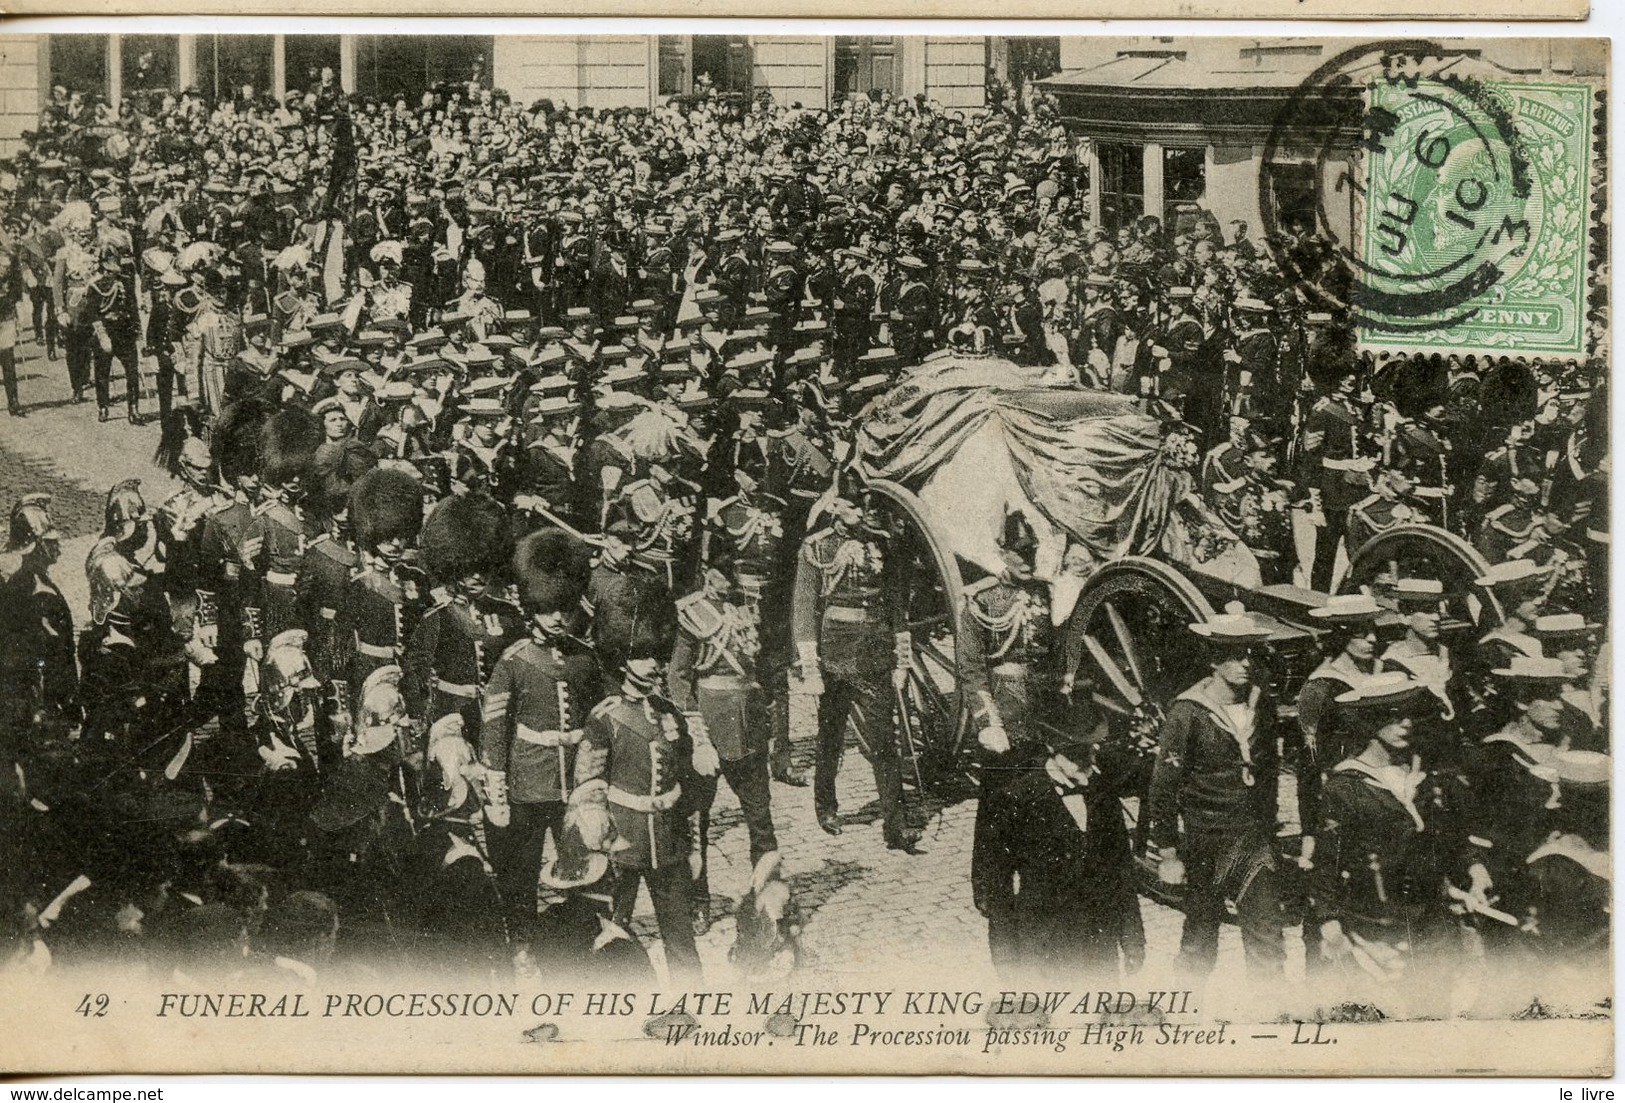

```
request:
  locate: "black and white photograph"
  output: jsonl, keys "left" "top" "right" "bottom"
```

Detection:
{"left": 0, "top": 26, "right": 1610, "bottom": 1076}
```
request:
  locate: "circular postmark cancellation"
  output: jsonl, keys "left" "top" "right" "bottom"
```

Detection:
{"left": 1262, "top": 40, "right": 1539, "bottom": 336}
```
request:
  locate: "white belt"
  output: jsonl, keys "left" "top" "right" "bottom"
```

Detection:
{"left": 266, "top": 570, "right": 298, "bottom": 586}
{"left": 515, "top": 723, "right": 581, "bottom": 747}
{"left": 608, "top": 783, "right": 682, "bottom": 813}
{"left": 436, "top": 678, "right": 479, "bottom": 699}
{"left": 355, "top": 639, "right": 397, "bottom": 659}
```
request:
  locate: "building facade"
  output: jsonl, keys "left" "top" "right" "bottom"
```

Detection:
{"left": 0, "top": 33, "right": 1062, "bottom": 158}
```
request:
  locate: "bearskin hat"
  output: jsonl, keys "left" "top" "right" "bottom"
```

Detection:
{"left": 1389, "top": 356, "right": 1449, "bottom": 420}
{"left": 350, "top": 467, "right": 424, "bottom": 551}
{"left": 260, "top": 406, "right": 324, "bottom": 488}
{"left": 624, "top": 614, "right": 676, "bottom": 664}
{"left": 308, "top": 438, "right": 378, "bottom": 520}
{"left": 1478, "top": 359, "right": 1540, "bottom": 431}
{"left": 212, "top": 397, "right": 274, "bottom": 484}
{"left": 512, "top": 528, "right": 590, "bottom": 614}
{"left": 420, "top": 493, "right": 510, "bottom": 585}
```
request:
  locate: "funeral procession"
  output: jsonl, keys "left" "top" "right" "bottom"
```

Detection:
{"left": 0, "top": 32, "right": 1609, "bottom": 1028}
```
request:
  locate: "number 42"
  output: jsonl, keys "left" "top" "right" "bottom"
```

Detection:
{"left": 75, "top": 994, "right": 110, "bottom": 1018}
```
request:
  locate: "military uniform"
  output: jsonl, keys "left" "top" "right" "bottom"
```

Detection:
{"left": 296, "top": 531, "right": 358, "bottom": 739}
{"left": 407, "top": 588, "right": 527, "bottom": 739}
{"left": 88, "top": 270, "right": 141, "bottom": 420}
{"left": 346, "top": 556, "right": 430, "bottom": 707}
{"left": 833, "top": 267, "right": 877, "bottom": 378}
{"left": 575, "top": 689, "right": 703, "bottom": 981}
{"left": 668, "top": 586, "right": 778, "bottom": 913}
{"left": 586, "top": 552, "right": 674, "bottom": 674}
{"left": 0, "top": 554, "right": 77, "bottom": 743}
{"left": 242, "top": 498, "right": 316, "bottom": 648}
{"left": 792, "top": 521, "right": 911, "bottom": 844}
{"left": 1346, "top": 491, "right": 1419, "bottom": 556}
{"left": 478, "top": 630, "right": 605, "bottom": 928}
{"left": 1304, "top": 392, "right": 1369, "bottom": 592}
{"left": 1477, "top": 501, "right": 1545, "bottom": 565}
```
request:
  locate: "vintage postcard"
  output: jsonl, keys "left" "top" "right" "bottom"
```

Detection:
{"left": 0, "top": 29, "right": 1610, "bottom": 1076}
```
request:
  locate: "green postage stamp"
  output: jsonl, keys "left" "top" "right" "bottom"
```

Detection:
{"left": 1358, "top": 77, "right": 1596, "bottom": 356}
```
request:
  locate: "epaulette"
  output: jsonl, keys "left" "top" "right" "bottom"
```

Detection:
{"left": 1486, "top": 503, "right": 1515, "bottom": 520}
{"left": 590, "top": 695, "right": 622, "bottom": 720}
{"left": 1353, "top": 494, "right": 1382, "bottom": 513}
{"left": 963, "top": 576, "right": 1000, "bottom": 599}
{"left": 498, "top": 638, "right": 533, "bottom": 663}
{"left": 676, "top": 592, "right": 724, "bottom": 638}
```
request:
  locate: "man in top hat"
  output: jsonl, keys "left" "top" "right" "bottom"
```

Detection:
{"left": 407, "top": 493, "right": 525, "bottom": 744}
{"left": 478, "top": 529, "right": 605, "bottom": 935}
{"left": 668, "top": 563, "right": 779, "bottom": 935}
{"left": 0, "top": 494, "right": 76, "bottom": 744}
{"left": 1310, "top": 673, "right": 1462, "bottom": 1014}
{"left": 791, "top": 474, "right": 921, "bottom": 852}
{"left": 344, "top": 467, "right": 428, "bottom": 709}
{"left": 1146, "top": 609, "right": 1285, "bottom": 981}
{"left": 573, "top": 621, "right": 711, "bottom": 984}
{"left": 971, "top": 719, "right": 1142, "bottom": 985}
{"left": 87, "top": 243, "right": 142, "bottom": 425}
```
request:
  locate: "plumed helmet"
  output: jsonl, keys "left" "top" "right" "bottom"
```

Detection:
{"left": 263, "top": 629, "right": 320, "bottom": 698}
{"left": 308, "top": 438, "right": 378, "bottom": 520}
{"left": 512, "top": 528, "right": 589, "bottom": 614}
{"left": 212, "top": 397, "right": 273, "bottom": 484}
{"left": 420, "top": 493, "right": 509, "bottom": 585}
{"left": 998, "top": 508, "right": 1040, "bottom": 561}
{"left": 259, "top": 406, "right": 324, "bottom": 488}
{"left": 85, "top": 540, "right": 138, "bottom": 625}
{"left": 352, "top": 665, "right": 406, "bottom": 757}
{"left": 102, "top": 479, "right": 147, "bottom": 540}
{"left": 8, "top": 493, "right": 59, "bottom": 553}
{"left": 350, "top": 467, "right": 424, "bottom": 551}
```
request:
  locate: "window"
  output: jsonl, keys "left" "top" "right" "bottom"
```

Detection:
{"left": 1096, "top": 140, "right": 1144, "bottom": 231}
{"left": 833, "top": 37, "right": 900, "bottom": 100}
{"left": 1005, "top": 37, "right": 1060, "bottom": 86}
{"left": 285, "top": 36, "right": 343, "bottom": 97}
{"left": 1265, "top": 162, "right": 1318, "bottom": 239}
{"left": 1162, "top": 146, "right": 1206, "bottom": 229}
{"left": 355, "top": 36, "right": 493, "bottom": 103}
{"left": 692, "top": 36, "right": 752, "bottom": 97}
{"left": 657, "top": 35, "right": 752, "bottom": 98}
{"left": 48, "top": 36, "right": 108, "bottom": 97}
{"left": 121, "top": 35, "right": 179, "bottom": 93}
{"left": 204, "top": 36, "right": 274, "bottom": 103}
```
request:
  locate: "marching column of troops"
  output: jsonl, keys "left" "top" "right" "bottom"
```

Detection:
{"left": 0, "top": 66, "right": 1609, "bottom": 1007}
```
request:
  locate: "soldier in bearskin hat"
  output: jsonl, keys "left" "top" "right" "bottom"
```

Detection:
{"left": 407, "top": 493, "right": 525, "bottom": 743}
{"left": 478, "top": 528, "right": 606, "bottom": 936}
{"left": 344, "top": 467, "right": 428, "bottom": 709}
{"left": 242, "top": 406, "right": 323, "bottom": 659}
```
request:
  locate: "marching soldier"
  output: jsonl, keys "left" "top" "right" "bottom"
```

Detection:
{"left": 791, "top": 475, "right": 921, "bottom": 852}
{"left": 832, "top": 249, "right": 876, "bottom": 379}
{"left": 573, "top": 623, "right": 713, "bottom": 985}
{"left": 242, "top": 408, "right": 323, "bottom": 656}
{"left": 88, "top": 244, "right": 142, "bottom": 425}
{"left": 0, "top": 494, "right": 77, "bottom": 744}
{"left": 478, "top": 530, "right": 605, "bottom": 935}
{"left": 408, "top": 493, "right": 525, "bottom": 742}
{"left": 1147, "top": 611, "right": 1285, "bottom": 982}
{"left": 1304, "top": 364, "right": 1373, "bottom": 593}
{"left": 668, "top": 565, "right": 779, "bottom": 934}
{"left": 344, "top": 467, "right": 429, "bottom": 709}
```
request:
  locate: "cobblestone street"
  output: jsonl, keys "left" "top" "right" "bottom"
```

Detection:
{"left": 1, "top": 332, "right": 1304, "bottom": 1006}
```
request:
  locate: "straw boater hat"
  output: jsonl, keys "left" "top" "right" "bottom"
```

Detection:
{"left": 1530, "top": 612, "right": 1601, "bottom": 642}
{"left": 1490, "top": 655, "right": 1571, "bottom": 683}
{"left": 1333, "top": 671, "right": 1435, "bottom": 717}
{"left": 1309, "top": 593, "right": 1383, "bottom": 623}
{"left": 1188, "top": 610, "right": 1277, "bottom": 641}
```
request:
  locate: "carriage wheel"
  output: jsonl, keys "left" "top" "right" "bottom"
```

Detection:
{"left": 1064, "top": 557, "right": 1215, "bottom": 900}
{"left": 1340, "top": 523, "right": 1506, "bottom": 635}
{"left": 864, "top": 479, "right": 971, "bottom": 791}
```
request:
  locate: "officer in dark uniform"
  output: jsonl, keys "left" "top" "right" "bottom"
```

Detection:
{"left": 1304, "top": 365, "right": 1373, "bottom": 593}
{"left": 668, "top": 565, "right": 778, "bottom": 934}
{"left": 832, "top": 249, "right": 876, "bottom": 380}
{"left": 0, "top": 494, "right": 77, "bottom": 746}
{"left": 88, "top": 244, "right": 142, "bottom": 424}
{"left": 1477, "top": 478, "right": 1546, "bottom": 565}
{"left": 889, "top": 255, "right": 934, "bottom": 368}
{"left": 344, "top": 467, "right": 428, "bottom": 711}
{"left": 585, "top": 519, "right": 675, "bottom": 677}
{"left": 478, "top": 529, "right": 605, "bottom": 935}
{"left": 791, "top": 475, "right": 920, "bottom": 852}
{"left": 1346, "top": 461, "right": 1422, "bottom": 554}
{"left": 408, "top": 493, "right": 526, "bottom": 744}
{"left": 761, "top": 240, "right": 801, "bottom": 355}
